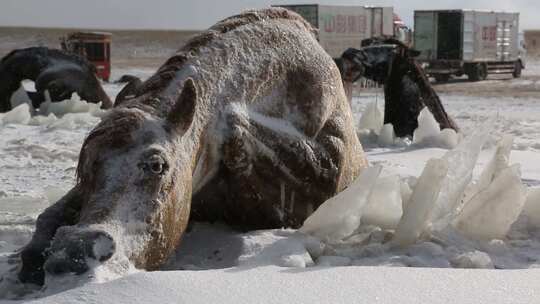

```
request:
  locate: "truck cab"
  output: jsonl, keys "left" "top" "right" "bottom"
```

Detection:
{"left": 61, "top": 32, "right": 112, "bottom": 82}
{"left": 394, "top": 13, "right": 413, "bottom": 47}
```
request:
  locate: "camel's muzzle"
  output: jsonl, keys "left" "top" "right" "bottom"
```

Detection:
{"left": 43, "top": 227, "right": 115, "bottom": 276}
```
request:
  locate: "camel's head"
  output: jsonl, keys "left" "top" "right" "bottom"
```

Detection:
{"left": 40, "top": 79, "right": 199, "bottom": 279}
{"left": 338, "top": 38, "right": 420, "bottom": 84}
{"left": 360, "top": 38, "right": 421, "bottom": 83}
{"left": 34, "top": 67, "right": 82, "bottom": 101}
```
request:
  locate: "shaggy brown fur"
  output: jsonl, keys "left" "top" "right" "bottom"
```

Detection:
{"left": 77, "top": 109, "right": 146, "bottom": 188}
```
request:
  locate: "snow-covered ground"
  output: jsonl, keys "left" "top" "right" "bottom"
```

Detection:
{"left": 2, "top": 67, "right": 540, "bottom": 303}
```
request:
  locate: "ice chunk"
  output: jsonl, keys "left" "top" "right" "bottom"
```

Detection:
{"left": 21, "top": 79, "right": 36, "bottom": 91}
{"left": 29, "top": 113, "right": 57, "bottom": 126}
{"left": 377, "top": 123, "right": 395, "bottom": 146}
{"left": 393, "top": 158, "right": 448, "bottom": 246}
{"left": 39, "top": 93, "right": 104, "bottom": 117}
{"left": 358, "top": 101, "right": 383, "bottom": 135}
{"left": 412, "top": 107, "right": 440, "bottom": 145}
{"left": 450, "top": 251, "right": 493, "bottom": 269}
{"left": 47, "top": 113, "right": 101, "bottom": 130}
{"left": 462, "top": 135, "right": 513, "bottom": 204}
{"left": 362, "top": 175, "right": 403, "bottom": 229}
{"left": 238, "top": 230, "right": 315, "bottom": 268}
{"left": 1, "top": 103, "right": 31, "bottom": 125}
{"left": 523, "top": 188, "right": 540, "bottom": 226}
{"left": 412, "top": 108, "right": 459, "bottom": 149}
{"left": 393, "top": 136, "right": 412, "bottom": 147}
{"left": 9, "top": 85, "right": 33, "bottom": 110}
{"left": 454, "top": 164, "right": 527, "bottom": 240}
{"left": 280, "top": 254, "right": 311, "bottom": 268}
{"left": 1, "top": 93, "right": 103, "bottom": 127}
{"left": 453, "top": 135, "right": 526, "bottom": 240}
{"left": 400, "top": 178, "right": 414, "bottom": 210}
{"left": 300, "top": 166, "right": 382, "bottom": 242}
{"left": 438, "top": 128, "right": 459, "bottom": 149}
{"left": 428, "top": 123, "right": 491, "bottom": 229}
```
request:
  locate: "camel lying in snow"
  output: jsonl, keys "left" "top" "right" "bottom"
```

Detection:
{"left": 16, "top": 8, "right": 367, "bottom": 286}
{"left": 0, "top": 47, "right": 112, "bottom": 112}
{"left": 336, "top": 38, "right": 458, "bottom": 137}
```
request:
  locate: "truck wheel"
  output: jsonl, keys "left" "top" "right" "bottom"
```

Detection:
{"left": 434, "top": 74, "right": 450, "bottom": 83}
{"left": 513, "top": 61, "right": 522, "bottom": 78}
{"left": 468, "top": 63, "right": 487, "bottom": 81}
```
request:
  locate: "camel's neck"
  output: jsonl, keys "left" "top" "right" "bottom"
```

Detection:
{"left": 410, "top": 61, "right": 437, "bottom": 96}
{"left": 92, "top": 81, "right": 113, "bottom": 108}
{"left": 342, "top": 80, "right": 353, "bottom": 105}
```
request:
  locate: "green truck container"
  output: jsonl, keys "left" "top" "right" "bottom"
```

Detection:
{"left": 414, "top": 10, "right": 524, "bottom": 81}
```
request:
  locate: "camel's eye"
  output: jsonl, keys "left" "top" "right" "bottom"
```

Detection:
{"left": 141, "top": 154, "right": 168, "bottom": 176}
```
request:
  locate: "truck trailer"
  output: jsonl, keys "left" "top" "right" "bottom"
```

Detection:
{"left": 414, "top": 10, "right": 523, "bottom": 81}
{"left": 276, "top": 4, "right": 397, "bottom": 58}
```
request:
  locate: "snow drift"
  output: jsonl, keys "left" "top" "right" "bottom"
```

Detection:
{"left": 2, "top": 86, "right": 540, "bottom": 302}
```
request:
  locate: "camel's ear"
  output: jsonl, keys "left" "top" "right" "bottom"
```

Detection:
{"left": 167, "top": 78, "right": 197, "bottom": 134}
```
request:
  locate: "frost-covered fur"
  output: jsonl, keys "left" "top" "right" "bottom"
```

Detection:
{"left": 17, "top": 8, "right": 367, "bottom": 285}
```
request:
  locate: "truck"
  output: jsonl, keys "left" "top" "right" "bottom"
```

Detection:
{"left": 414, "top": 10, "right": 523, "bottom": 82}
{"left": 275, "top": 4, "right": 408, "bottom": 58}
{"left": 60, "top": 32, "right": 112, "bottom": 82}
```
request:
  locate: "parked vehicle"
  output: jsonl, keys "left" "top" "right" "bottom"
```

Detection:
{"left": 60, "top": 32, "right": 112, "bottom": 82}
{"left": 394, "top": 13, "right": 413, "bottom": 47}
{"left": 518, "top": 32, "right": 527, "bottom": 68}
{"left": 414, "top": 10, "right": 523, "bottom": 82}
{"left": 276, "top": 4, "right": 409, "bottom": 58}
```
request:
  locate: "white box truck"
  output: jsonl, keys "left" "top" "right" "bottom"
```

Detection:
{"left": 276, "top": 4, "right": 395, "bottom": 58}
{"left": 414, "top": 10, "right": 523, "bottom": 81}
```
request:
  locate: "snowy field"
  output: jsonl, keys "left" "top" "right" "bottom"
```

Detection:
{"left": 2, "top": 65, "right": 540, "bottom": 303}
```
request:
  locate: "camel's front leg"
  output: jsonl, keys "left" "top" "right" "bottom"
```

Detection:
{"left": 221, "top": 112, "right": 347, "bottom": 229}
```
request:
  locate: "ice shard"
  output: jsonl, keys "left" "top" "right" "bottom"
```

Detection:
{"left": 393, "top": 158, "right": 449, "bottom": 246}
{"left": 300, "top": 166, "right": 382, "bottom": 242}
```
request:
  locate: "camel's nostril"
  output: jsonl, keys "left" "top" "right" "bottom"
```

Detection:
{"left": 91, "top": 231, "right": 115, "bottom": 262}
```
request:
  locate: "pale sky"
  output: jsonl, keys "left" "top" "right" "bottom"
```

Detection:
{"left": 1, "top": 0, "right": 539, "bottom": 30}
